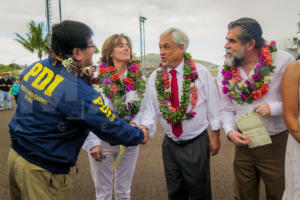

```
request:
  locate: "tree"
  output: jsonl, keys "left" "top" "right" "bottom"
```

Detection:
{"left": 14, "top": 20, "right": 49, "bottom": 60}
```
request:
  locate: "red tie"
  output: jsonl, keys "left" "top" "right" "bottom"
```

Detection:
{"left": 170, "top": 69, "right": 183, "bottom": 137}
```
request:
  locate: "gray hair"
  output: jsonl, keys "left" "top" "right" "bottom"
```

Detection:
{"left": 228, "top": 18, "right": 265, "bottom": 49}
{"left": 160, "top": 27, "right": 189, "bottom": 52}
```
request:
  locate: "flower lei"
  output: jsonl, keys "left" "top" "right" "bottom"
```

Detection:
{"left": 221, "top": 41, "right": 277, "bottom": 104}
{"left": 46, "top": 47, "right": 95, "bottom": 84}
{"left": 155, "top": 53, "right": 198, "bottom": 125}
{"left": 62, "top": 58, "right": 73, "bottom": 72}
{"left": 98, "top": 61, "right": 145, "bottom": 122}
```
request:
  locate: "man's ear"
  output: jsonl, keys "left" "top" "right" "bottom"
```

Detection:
{"left": 178, "top": 44, "right": 185, "bottom": 51}
{"left": 247, "top": 39, "right": 256, "bottom": 51}
{"left": 73, "top": 48, "right": 82, "bottom": 62}
{"left": 178, "top": 44, "right": 185, "bottom": 56}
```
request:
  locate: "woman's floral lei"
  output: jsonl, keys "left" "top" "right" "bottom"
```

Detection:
{"left": 221, "top": 41, "right": 277, "bottom": 104}
{"left": 98, "top": 61, "right": 145, "bottom": 122}
{"left": 155, "top": 53, "right": 198, "bottom": 125}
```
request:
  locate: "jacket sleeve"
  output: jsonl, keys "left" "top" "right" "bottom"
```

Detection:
{"left": 57, "top": 80, "right": 144, "bottom": 147}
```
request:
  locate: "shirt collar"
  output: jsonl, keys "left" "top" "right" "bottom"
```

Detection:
{"left": 167, "top": 60, "right": 184, "bottom": 75}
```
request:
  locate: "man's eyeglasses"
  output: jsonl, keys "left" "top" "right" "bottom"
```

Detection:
{"left": 87, "top": 45, "right": 96, "bottom": 48}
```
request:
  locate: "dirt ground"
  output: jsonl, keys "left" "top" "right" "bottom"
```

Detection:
{"left": 0, "top": 108, "right": 266, "bottom": 200}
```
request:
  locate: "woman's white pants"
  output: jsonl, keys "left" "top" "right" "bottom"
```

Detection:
{"left": 88, "top": 142, "right": 139, "bottom": 200}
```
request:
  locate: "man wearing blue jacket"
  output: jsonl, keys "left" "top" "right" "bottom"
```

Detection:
{"left": 7, "top": 20, "right": 148, "bottom": 200}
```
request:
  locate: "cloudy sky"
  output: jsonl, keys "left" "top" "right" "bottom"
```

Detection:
{"left": 0, "top": 0, "right": 299, "bottom": 66}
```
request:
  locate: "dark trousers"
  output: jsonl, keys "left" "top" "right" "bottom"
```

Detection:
{"left": 233, "top": 130, "right": 288, "bottom": 200}
{"left": 162, "top": 130, "right": 211, "bottom": 200}
{"left": 14, "top": 95, "right": 18, "bottom": 104}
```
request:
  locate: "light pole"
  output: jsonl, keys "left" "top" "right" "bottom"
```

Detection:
{"left": 59, "top": 0, "right": 62, "bottom": 22}
{"left": 45, "top": 0, "right": 52, "bottom": 34}
{"left": 139, "top": 16, "right": 147, "bottom": 69}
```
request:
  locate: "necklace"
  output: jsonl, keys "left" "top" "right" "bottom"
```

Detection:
{"left": 221, "top": 41, "right": 277, "bottom": 104}
{"left": 155, "top": 53, "right": 198, "bottom": 125}
{"left": 98, "top": 61, "right": 145, "bottom": 122}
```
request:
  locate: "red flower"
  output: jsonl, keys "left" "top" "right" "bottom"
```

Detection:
{"left": 110, "top": 84, "right": 117, "bottom": 94}
{"left": 265, "top": 58, "right": 272, "bottom": 66}
{"left": 99, "top": 68, "right": 106, "bottom": 74}
{"left": 261, "top": 83, "right": 269, "bottom": 95}
{"left": 251, "top": 90, "right": 262, "bottom": 99}
{"left": 107, "top": 66, "right": 115, "bottom": 72}
{"left": 231, "top": 67, "right": 242, "bottom": 83}
{"left": 112, "top": 74, "right": 120, "bottom": 81}
{"left": 163, "top": 70, "right": 170, "bottom": 88}
{"left": 261, "top": 48, "right": 272, "bottom": 66}
{"left": 168, "top": 104, "right": 177, "bottom": 112}
{"left": 124, "top": 78, "right": 134, "bottom": 85}
{"left": 190, "top": 86, "right": 198, "bottom": 109}
{"left": 99, "top": 66, "right": 115, "bottom": 74}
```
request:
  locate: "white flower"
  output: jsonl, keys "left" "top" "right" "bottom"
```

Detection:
{"left": 62, "top": 58, "right": 73, "bottom": 72}
{"left": 125, "top": 91, "right": 138, "bottom": 104}
{"left": 264, "top": 76, "right": 273, "bottom": 83}
{"left": 238, "top": 82, "right": 247, "bottom": 88}
{"left": 93, "top": 85, "right": 103, "bottom": 93}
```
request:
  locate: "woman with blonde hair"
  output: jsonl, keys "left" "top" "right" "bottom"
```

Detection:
{"left": 82, "top": 34, "right": 148, "bottom": 200}
{"left": 281, "top": 60, "right": 300, "bottom": 199}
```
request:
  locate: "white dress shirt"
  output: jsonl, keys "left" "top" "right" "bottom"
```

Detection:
{"left": 217, "top": 50, "right": 295, "bottom": 136}
{"left": 141, "top": 60, "right": 221, "bottom": 141}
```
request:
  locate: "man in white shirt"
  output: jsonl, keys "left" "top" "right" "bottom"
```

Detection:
{"left": 90, "top": 65, "right": 99, "bottom": 78}
{"left": 141, "top": 27, "right": 221, "bottom": 200}
{"left": 217, "top": 18, "right": 295, "bottom": 199}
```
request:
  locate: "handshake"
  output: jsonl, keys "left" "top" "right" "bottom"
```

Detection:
{"left": 130, "top": 122, "right": 149, "bottom": 144}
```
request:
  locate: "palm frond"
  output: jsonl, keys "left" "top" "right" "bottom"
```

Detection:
{"left": 14, "top": 20, "right": 49, "bottom": 60}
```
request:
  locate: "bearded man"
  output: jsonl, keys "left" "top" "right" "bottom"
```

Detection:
{"left": 217, "top": 18, "right": 295, "bottom": 200}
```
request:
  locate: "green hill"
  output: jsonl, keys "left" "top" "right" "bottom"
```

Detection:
{"left": 137, "top": 53, "right": 219, "bottom": 77}
{"left": 138, "top": 53, "right": 218, "bottom": 68}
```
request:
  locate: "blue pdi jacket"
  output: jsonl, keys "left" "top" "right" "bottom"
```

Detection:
{"left": 9, "top": 58, "right": 144, "bottom": 174}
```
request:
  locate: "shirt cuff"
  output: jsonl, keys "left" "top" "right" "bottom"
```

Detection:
{"left": 223, "top": 124, "right": 236, "bottom": 136}
{"left": 140, "top": 120, "right": 156, "bottom": 138}
{"left": 82, "top": 133, "right": 102, "bottom": 151}
{"left": 131, "top": 118, "right": 140, "bottom": 125}
{"left": 210, "top": 117, "right": 221, "bottom": 131}
{"left": 269, "top": 101, "right": 282, "bottom": 116}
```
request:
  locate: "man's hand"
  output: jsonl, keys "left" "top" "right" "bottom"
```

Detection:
{"left": 210, "top": 130, "right": 221, "bottom": 156}
{"left": 253, "top": 102, "right": 271, "bottom": 117}
{"left": 90, "top": 145, "right": 103, "bottom": 162}
{"left": 139, "top": 125, "right": 149, "bottom": 144}
{"left": 228, "top": 131, "right": 251, "bottom": 146}
{"left": 130, "top": 122, "right": 137, "bottom": 127}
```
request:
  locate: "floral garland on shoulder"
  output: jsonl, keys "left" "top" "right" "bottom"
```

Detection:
{"left": 46, "top": 47, "right": 95, "bottom": 84}
{"left": 97, "top": 61, "right": 146, "bottom": 122}
{"left": 221, "top": 41, "right": 277, "bottom": 104}
{"left": 155, "top": 53, "right": 198, "bottom": 125}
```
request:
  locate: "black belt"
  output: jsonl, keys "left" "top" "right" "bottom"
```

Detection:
{"left": 168, "top": 129, "right": 207, "bottom": 145}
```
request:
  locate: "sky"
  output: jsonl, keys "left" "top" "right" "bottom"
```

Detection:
{"left": 0, "top": 0, "right": 299, "bottom": 66}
